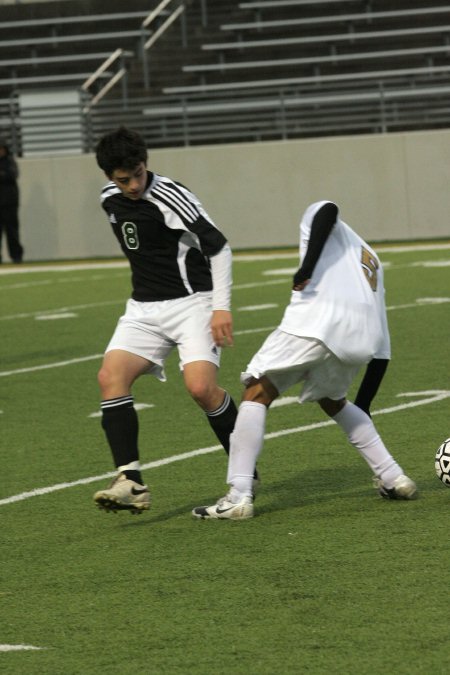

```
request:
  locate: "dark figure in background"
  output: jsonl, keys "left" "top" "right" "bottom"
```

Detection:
{"left": 0, "top": 139, "right": 23, "bottom": 264}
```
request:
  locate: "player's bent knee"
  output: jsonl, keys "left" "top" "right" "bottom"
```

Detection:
{"left": 97, "top": 366, "right": 111, "bottom": 391}
{"left": 97, "top": 364, "right": 131, "bottom": 397}
{"left": 187, "top": 381, "right": 218, "bottom": 408}
{"left": 319, "top": 397, "right": 346, "bottom": 417}
{"left": 243, "top": 376, "right": 278, "bottom": 407}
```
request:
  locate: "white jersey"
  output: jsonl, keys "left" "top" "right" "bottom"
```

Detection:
{"left": 279, "top": 201, "right": 391, "bottom": 365}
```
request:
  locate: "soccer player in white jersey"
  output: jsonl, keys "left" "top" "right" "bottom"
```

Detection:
{"left": 92, "top": 126, "right": 256, "bottom": 514}
{"left": 192, "top": 201, "right": 417, "bottom": 520}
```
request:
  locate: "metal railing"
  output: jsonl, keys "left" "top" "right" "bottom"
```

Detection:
{"left": 3, "top": 73, "right": 450, "bottom": 157}
{"left": 81, "top": 0, "right": 186, "bottom": 111}
{"left": 2, "top": 0, "right": 450, "bottom": 156}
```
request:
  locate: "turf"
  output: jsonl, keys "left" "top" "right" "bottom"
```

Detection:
{"left": 1, "top": 244, "right": 449, "bottom": 674}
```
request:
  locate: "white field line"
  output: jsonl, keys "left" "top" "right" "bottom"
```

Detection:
{"left": 235, "top": 244, "right": 450, "bottom": 256}
{"left": 36, "top": 312, "right": 78, "bottom": 320}
{"left": 0, "top": 261, "right": 129, "bottom": 275}
{"left": 0, "top": 242, "right": 447, "bottom": 277}
{"left": 0, "top": 645, "right": 44, "bottom": 652}
{"left": 0, "top": 299, "right": 123, "bottom": 321}
{"left": 1, "top": 254, "right": 449, "bottom": 319}
{"left": 0, "top": 296, "right": 448, "bottom": 379}
{"left": 0, "top": 279, "right": 288, "bottom": 321}
{"left": 0, "top": 272, "right": 128, "bottom": 291}
{"left": 0, "top": 354, "right": 104, "bottom": 378}
{"left": 238, "top": 303, "right": 279, "bottom": 311}
{"left": 0, "top": 390, "right": 448, "bottom": 508}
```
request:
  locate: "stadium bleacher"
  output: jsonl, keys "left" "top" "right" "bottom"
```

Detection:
{"left": 0, "top": 0, "right": 449, "bottom": 154}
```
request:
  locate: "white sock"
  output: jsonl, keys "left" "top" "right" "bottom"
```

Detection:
{"left": 117, "top": 460, "right": 140, "bottom": 473}
{"left": 333, "top": 401, "right": 403, "bottom": 487}
{"left": 227, "top": 401, "right": 267, "bottom": 499}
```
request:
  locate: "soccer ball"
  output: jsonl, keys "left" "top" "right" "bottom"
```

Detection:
{"left": 435, "top": 438, "right": 450, "bottom": 486}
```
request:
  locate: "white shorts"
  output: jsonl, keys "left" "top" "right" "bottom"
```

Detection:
{"left": 105, "top": 292, "right": 221, "bottom": 381}
{"left": 242, "top": 329, "right": 361, "bottom": 402}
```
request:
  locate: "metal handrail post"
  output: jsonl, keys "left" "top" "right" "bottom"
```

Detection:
{"left": 180, "top": 1, "right": 187, "bottom": 47}
{"left": 141, "top": 30, "right": 150, "bottom": 89}
{"left": 200, "top": 0, "right": 208, "bottom": 27}
{"left": 120, "top": 53, "right": 129, "bottom": 107}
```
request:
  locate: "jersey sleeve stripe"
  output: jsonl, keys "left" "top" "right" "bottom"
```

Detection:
{"left": 151, "top": 183, "right": 199, "bottom": 223}
{"left": 152, "top": 183, "right": 198, "bottom": 221}
{"left": 101, "top": 182, "right": 121, "bottom": 203}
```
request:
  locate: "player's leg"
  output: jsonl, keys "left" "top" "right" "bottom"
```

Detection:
{"left": 353, "top": 358, "right": 389, "bottom": 417}
{"left": 174, "top": 293, "right": 240, "bottom": 461}
{"left": 192, "top": 376, "right": 278, "bottom": 520}
{"left": 192, "top": 331, "right": 318, "bottom": 519}
{"left": 227, "top": 376, "right": 278, "bottom": 495}
{"left": 94, "top": 349, "right": 152, "bottom": 513}
{"left": 182, "top": 359, "right": 240, "bottom": 458}
{"left": 98, "top": 349, "right": 151, "bottom": 482}
{"left": 319, "top": 397, "right": 417, "bottom": 499}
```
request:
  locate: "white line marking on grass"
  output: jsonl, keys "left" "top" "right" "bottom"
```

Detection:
{"left": 0, "top": 244, "right": 447, "bottom": 279}
{"left": 1, "top": 299, "right": 123, "bottom": 321}
{"left": 0, "top": 261, "right": 128, "bottom": 275}
{"left": 234, "top": 325, "right": 277, "bottom": 335}
{"left": 234, "top": 279, "right": 290, "bottom": 290}
{"left": 374, "top": 243, "right": 450, "bottom": 253}
{"left": 416, "top": 297, "right": 450, "bottom": 304}
{"left": 0, "top": 324, "right": 278, "bottom": 378}
{"left": 412, "top": 259, "right": 450, "bottom": 267}
{"left": 271, "top": 396, "right": 298, "bottom": 407}
{"left": 0, "top": 280, "right": 287, "bottom": 321}
{"left": 0, "top": 293, "right": 447, "bottom": 379}
{"left": 0, "top": 272, "right": 128, "bottom": 291}
{"left": 0, "top": 644, "right": 44, "bottom": 651}
{"left": 386, "top": 297, "right": 450, "bottom": 310}
{"left": 264, "top": 390, "right": 450, "bottom": 440}
{"left": 35, "top": 312, "right": 78, "bottom": 320}
{"left": 0, "top": 279, "right": 53, "bottom": 290}
{"left": 263, "top": 268, "right": 296, "bottom": 276}
{"left": 0, "top": 354, "right": 103, "bottom": 378}
{"left": 238, "top": 303, "right": 279, "bottom": 311}
{"left": 0, "top": 390, "right": 448, "bottom": 508}
{"left": 235, "top": 244, "right": 450, "bottom": 260}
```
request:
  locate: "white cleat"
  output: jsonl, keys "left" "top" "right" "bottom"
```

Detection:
{"left": 192, "top": 494, "right": 254, "bottom": 520}
{"left": 374, "top": 474, "right": 417, "bottom": 500}
{"left": 94, "top": 473, "right": 150, "bottom": 514}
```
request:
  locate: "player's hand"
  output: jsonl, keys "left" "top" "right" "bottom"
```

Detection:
{"left": 293, "top": 279, "right": 310, "bottom": 291}
{"left": 211, "top": 310, "right": 233, "bottom": 347}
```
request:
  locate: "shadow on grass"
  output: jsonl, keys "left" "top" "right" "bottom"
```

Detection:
{"left": 117, "top": 464, "right": 377, "bottom": 528}
{"left": 117, "top": 464, "right": 437, "bottom": 528}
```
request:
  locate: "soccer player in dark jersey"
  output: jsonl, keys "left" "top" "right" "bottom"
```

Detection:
{"left": 92, "top": 126, "right": 243, "bottom": 514}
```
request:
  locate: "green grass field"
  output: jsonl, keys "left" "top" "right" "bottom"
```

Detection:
{"left": 1, "top": 243, "right": 449, "bottom": 674}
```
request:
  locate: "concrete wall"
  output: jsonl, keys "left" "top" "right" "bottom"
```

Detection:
{"left": 10, "top": 128, "right": 450, "bottom": 262}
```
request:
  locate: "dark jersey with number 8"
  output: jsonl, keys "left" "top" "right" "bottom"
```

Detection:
{"left": 100, "top": 171, "right": 228, "bottom": 302}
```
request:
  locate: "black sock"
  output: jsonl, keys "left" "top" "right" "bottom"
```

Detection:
{"left": 206, "top": 393, "right": 259, "bottom": 480}
{"left": 122, "top": 470, "right": 144, "bottom": 485}
{"left": 205, "top": 392, "right": 236, "bottom": 454}
{"left": 101, "top": 396, "right": 144, "bottom": 485}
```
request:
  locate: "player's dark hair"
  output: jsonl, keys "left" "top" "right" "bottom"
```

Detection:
{"left": 95, "top": 126, "right": 148, "bottom": 176}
